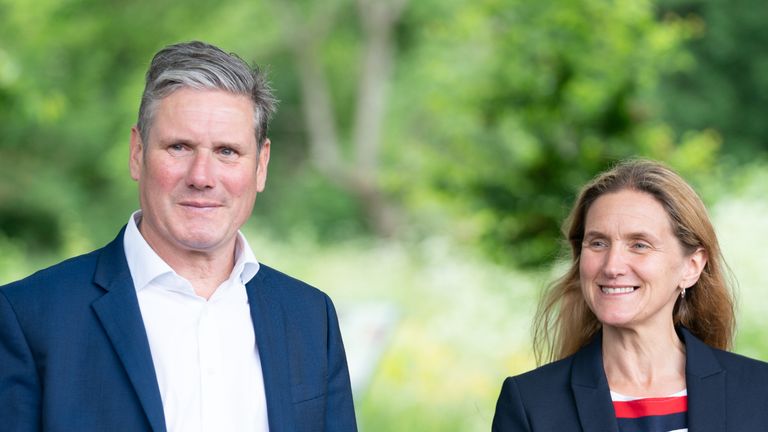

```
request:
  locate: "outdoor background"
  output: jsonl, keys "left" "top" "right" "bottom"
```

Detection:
{"left": 1, "top": 0, "right": 767, "bottom": 430}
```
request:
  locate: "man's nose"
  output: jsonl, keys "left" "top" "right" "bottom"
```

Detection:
{"left": 186, "top": 150, "right": 216, "bottom": 189}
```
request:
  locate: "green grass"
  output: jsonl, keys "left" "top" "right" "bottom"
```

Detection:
{"left": 243, "top": 233, "right": 542, "bottom": 431}
{"left": 712, "top": 167, "right": 768, "bottom": 358}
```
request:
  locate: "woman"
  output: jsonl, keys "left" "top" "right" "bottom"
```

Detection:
{"left": 492, "top": 159, "right": 768, "bottom": 431}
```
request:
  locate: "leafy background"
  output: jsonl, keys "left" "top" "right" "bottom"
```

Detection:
{"left": 1, "top": 0, "right": 766, "bottom": 430}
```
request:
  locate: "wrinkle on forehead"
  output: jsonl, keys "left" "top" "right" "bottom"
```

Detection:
{"left": 584, "top": 191, "right": 676, "bottom": 244}
{"left": 151, "top": 89, "right": 256, "bottom": 148}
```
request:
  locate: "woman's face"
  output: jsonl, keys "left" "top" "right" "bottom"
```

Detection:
{"left": 579, "top": 189, "right": 706, "bottom": 332}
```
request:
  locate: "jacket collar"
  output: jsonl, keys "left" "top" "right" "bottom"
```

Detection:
{"left": 680, "top": 327, "right": 726, "bottom": 431}
{"left": 91, "top": 227, "right": 167, "bottom": 432}
{"left": 570, "top": 326, "right": 726, "bottom": 432}
{"left": 90, "top": 229, "right": 303, "bottom": 432}
{"left": 571, "top": 331, "right": 620, "bottom": 432}
{"left": 245, "top": 265, "right": 295, "bottom": 432}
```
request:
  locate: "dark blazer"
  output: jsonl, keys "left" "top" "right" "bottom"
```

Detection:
{"left": 492, "top": 327, "right": 768, "bottom": 431}
{"left": 0, "top": 228, "right": 357, "bottom": 432}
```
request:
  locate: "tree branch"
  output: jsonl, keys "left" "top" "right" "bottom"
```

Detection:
{"left": 352, "top": 0, "right": 408, "bottom": 178}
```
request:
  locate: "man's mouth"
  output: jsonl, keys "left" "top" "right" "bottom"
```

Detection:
{"left": 179, "top": 201, "right": 221, "bottom": 208}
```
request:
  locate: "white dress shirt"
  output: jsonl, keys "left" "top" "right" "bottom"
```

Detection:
{"left": 123, "top": 211, "right": 269, "bottom": 432}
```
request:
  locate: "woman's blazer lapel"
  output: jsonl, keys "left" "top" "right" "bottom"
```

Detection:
{"left": 680, "top": 327, "right": 726, "bottom": 431}
{"left": 570, "top": 327, "right": 727, "bottom": 432}
{"left": 570, "top": 333, "right": 620, "bottom": 432}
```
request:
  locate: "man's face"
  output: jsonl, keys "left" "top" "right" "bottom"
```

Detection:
{"left": 129, "top": 88, "right": 269, "bottom": 259}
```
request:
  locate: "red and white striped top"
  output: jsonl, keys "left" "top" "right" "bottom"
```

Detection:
{"left": 611, "top": 389, "right": 688, "bottom": 432}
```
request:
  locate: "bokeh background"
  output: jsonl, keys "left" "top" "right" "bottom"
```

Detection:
{"left": 1, "top": 0, "right": 767, "bottom": 430}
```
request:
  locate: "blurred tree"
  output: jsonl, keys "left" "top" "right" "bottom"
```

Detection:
{"left": 0, "top": 0, "right": 413, "bottom": 255}
{"left": 271, "top": 0, "right": 408, "bottom": 237}
{"left": 657, "top": 0, "right": 768, "bottom": 159}
{"left": 386, "top": 0, "right": 720, "bottom": 266}
{"left": 0, "top": 0, "right": 283, "bottom": 255}
{"left": 0, "top": 0, "right": 749, "bottom": 270}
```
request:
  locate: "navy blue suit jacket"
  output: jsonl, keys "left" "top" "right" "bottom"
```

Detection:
{"left": 492, "top": 327, "right": 768, "bottom": 431}
{"left": 0, "top": 229, "right": 357, "bottom": 432}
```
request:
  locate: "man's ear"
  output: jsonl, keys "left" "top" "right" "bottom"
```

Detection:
{"left": 681, "top": 248, "right": 708, "bottom": 289}
{"left": 129, "top": 126, "right": 143, "bottom": 182}
{"left": 256, "top": 138, "right": 270, "bottom": 192}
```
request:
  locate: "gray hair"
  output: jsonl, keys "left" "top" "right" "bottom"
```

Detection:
{"left": 137, "top": 41, "right": 277, "bottom": 150}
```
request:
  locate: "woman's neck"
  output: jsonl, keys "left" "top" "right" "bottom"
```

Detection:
{"left": 601, "top": 324, "right": 686, "bottom": 397}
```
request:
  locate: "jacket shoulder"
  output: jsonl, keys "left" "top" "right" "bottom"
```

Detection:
{"left": 711, "top": 347, "right": 768, "bottom": 380}
{"left": 494, "top": 355, "right": 581, "bottom": 431}
{"left": 252, "top": 263, "right": 329, "bottom": 301}
{"left": 0, "top": 249, "right": 101, "bottom": 298}
{"left": 707, "top": 347, "right": 768, "bottom": 428}
{"left": 512, "top": 355, "right": 575, "bottom": 392}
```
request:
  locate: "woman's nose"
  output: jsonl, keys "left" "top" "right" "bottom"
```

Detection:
{"left": 602, "top": 245, "right": 628, "bottom": 278}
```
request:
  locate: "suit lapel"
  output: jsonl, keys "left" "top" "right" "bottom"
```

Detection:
{"left": 571, "top": 332, "right": 620, "bottom": 432}
{"left": 91, "top": 229, "right": 167, "bottom": 432}
{"left": 680, "top": 327, "right": 726, "bottom": 432}
{"left": 246, "top": 268, "right": 295, "bottom": 432}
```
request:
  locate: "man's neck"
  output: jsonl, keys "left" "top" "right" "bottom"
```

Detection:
{"left": 168, "top": 249, "right": 236, "bottom": 299}
{"left": 138, "top": 226, "right": 237, "bottom": 300}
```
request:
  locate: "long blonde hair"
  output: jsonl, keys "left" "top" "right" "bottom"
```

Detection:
{"left": 533, "top": 159, "right": 735, "bottom": 364}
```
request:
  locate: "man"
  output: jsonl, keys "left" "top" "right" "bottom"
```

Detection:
{"left": 0, "top": 41, "right": 357, "bottom": 432}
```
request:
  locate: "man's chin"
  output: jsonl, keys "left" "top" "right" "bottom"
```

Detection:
{"left": 175, "top": 233, "right": 233, "bottom": 254}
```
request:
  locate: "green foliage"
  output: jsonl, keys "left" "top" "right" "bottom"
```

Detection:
{"left": 254, "top": 165, "right": 370, "bottom": 243}
{"left": 710, "top": 160, "right": 768, "bottom": 357}
{"left": 658, "top": 0, "right": 768, "bottom": 159}
{"left": 1, "top": 2, "right": 768, "bottom": 430}
{"left": 1, "top": 0, "right": 765, "bottom": 269}
{"left": 242, "top": 230, "right": 541, "bottom": 431}
{"left": 0, "top": 0, "right": 298, "bottom": 257}
{"left": 387, "top": 0, "right": 722, "bottom": 267}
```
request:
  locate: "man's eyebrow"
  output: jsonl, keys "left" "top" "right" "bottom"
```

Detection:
{"left": 157, "top": 135, "right": 193, "bottom": 144}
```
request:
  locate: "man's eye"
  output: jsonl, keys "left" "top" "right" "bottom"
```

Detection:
{"left": 219, "top": 147, "right": 238, "bottom": 157}
{"left": 169, "top": 144, "right": 185, "bottom": 152}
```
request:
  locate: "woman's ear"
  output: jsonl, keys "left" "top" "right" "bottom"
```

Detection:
{"left": 681, "top": 248, "right": 707, "bottom": 289}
